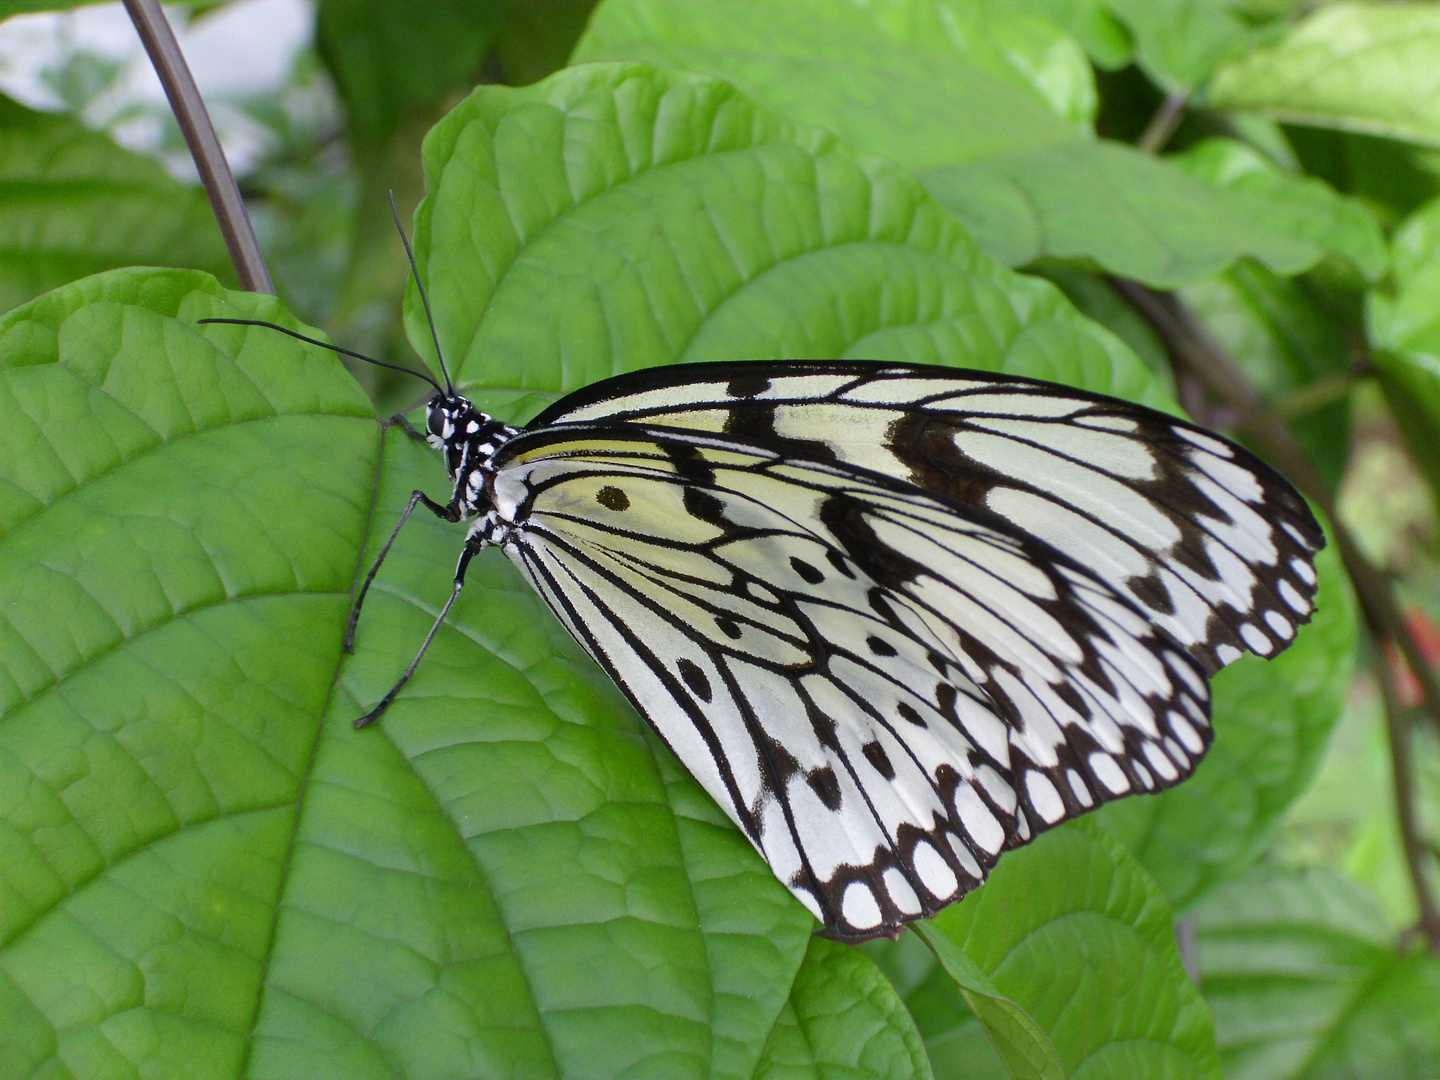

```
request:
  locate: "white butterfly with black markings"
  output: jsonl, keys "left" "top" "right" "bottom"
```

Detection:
{"left": 201, "top": 336, "right": 1321, "bottom": 942}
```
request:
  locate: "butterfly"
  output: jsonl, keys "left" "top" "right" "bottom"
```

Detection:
{"left": 202, "top": 322, "right": 1322, "bottom": 945}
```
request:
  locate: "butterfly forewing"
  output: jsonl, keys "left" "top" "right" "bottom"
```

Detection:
{"left": 490, "top": 425, "right": 1214, "bottom": 939}
{"left": 530, "top": 362, "right": 1324, "bottom": 676}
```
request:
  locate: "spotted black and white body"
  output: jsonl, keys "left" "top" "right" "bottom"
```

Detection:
{"left": 421, "top": 394, "right": 520, "bottom": 542}
{"left": 356, "top": 360, "right": 1323, "bottom": 942}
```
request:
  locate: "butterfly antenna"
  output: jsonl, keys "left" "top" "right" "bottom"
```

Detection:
{"left": 389, "top": 190, "right": 454, "bottom": 396}
{"left": 196, "top": 318, "right": 444, "bottom": 394}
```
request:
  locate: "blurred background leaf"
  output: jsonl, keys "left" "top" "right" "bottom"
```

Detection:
{"left": 1210, "top": 3, "right": 1440, "bottom": 150}
{"left": 1195, "top": 865, "right": 1440, "bottom": 1080}
{"left": 0, "top": 91, "right": 236, "bottom": 310}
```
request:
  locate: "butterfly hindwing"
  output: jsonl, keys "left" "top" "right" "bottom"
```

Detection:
{"left": 490, "top": 425, "right": 1213, "bottom": 939}
{"left": 531, "top": 361, "right": 1324, "bottom": 675}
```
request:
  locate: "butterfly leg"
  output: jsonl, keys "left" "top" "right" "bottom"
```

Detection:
{"left": 387, "top": 412, "right": 427, "bottom": 442}
{"left": 354, "top": 535, "right": 482, "bottom": 728}
{"left": 344, "top": 488, "right": 458, "bottom": 652}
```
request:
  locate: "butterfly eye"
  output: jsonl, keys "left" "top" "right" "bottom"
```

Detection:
{"left": 427, "top": 408, "right": 447, "bottom": 439}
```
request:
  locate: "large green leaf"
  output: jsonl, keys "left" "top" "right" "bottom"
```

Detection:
{"left": 921, "top": 138, "right": 1385, "bottom": 287}
{"left": 752, "top": 938, "right": 934, "bottom": 1080}
{"left": 1368, "top": 193, "right": 1440, "bottom": 501}
{"left": 872, "top": 820, "right": 1222, "bottom": 1080}
{"left": 411, "top": 62, "right": 1160, "bottom": 411}
{"left": 1097, "top": 539, "right": 1355, "bottom": 911}
{"left": 908, "top": 921, "right": 1063, "bottom": 1080}
{"left": 1167, "top": 139, "right": 1386, "bottom": 285}
{"left": 1195, "top": 865, "right": 1440, "bottom": 1080}
{"left": 572, "top": 0, "right": 1090, "bottom": 171}
{"left": 0, "top": 94, "right": 234, "bottom": 315}
{"left": 1210, "top": 2, "right": 1440, "bottom": 150}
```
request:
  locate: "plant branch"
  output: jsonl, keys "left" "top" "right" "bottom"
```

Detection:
{"left": 123, "top": 0, "right": 274, "bottom": 294}
{"left": 1137, "top": 91, "right": 1188, "bottom": 154}
{"left": 1266, "top": 367, "right": 1371, "bottom": 425}
{"left": 1173, "top": 916, "right": 1200, "bottom": 984}
{"left": 1371, "top": 636, "right": 1440, "bottom": 949}
{"left": 1111, "top": 277, "right": 1440, "bottom": 949}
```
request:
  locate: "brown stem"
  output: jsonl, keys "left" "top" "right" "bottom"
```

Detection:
{"left": 123, "top": 0, "right": 274, "bottom": 294}
{"left": 1173, "top": 916, "right": 1200, "bottom": 984}
{"left": 1111, "top": 277, "right": 1440, "bottom": 949}
{"left": 1266, "top": 368, "right": 1370, "bottom": 425}
{"left": 1137, "top": 91, "right": 1188, "bottom": 154}
{"left": 1372, "top": 638, "right": 1440, "bottom": 949}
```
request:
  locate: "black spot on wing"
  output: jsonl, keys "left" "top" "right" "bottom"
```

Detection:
{"left": 866, "top": 635, "right": 897, "bottom": 657}
{"left": 807, "top": 766, "right": 843, "bottom": 811}
{"left": 720, "top": 396, "right": 839, "bottom": 461}
{"left": 676, "top": 657, "right": 713, "bottom": 702}
{"left": 1126, "top": 572, "right": 1174, "bottom": 615}
{"left": 819, "top": 492, "right": 927, "bottom": 588}
{"left": 896, "top": 701, "right": 926, "bottom": 727}
{"left": 790, "top": 557, "right": 825, "bottom": 584}
{"left": 596, "top": 485, "right": 630, "bottom": 511}
{"left": 661, "top": 439, "right": 716, "bottom": 484}
{"left": 727, "top": 373, "right": 771, "bottom": 398}
{"left": 862, "top": 740, "right": 896, "bottom": 780}
{"left": 683, "top": 486, "right": 726, "bottom": 524}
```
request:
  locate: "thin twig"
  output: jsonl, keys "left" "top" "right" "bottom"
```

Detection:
{"left": 1137, "top": 91, "right": 1188, "bottom": 155}
{"left": 1265, "top": 368, "right": 1371, "bottom": 425}
{"left": 123, "top": 0, "right": 274, "bottom": 294}
{"left": 1111, "top": 277, "right": 1440, "bottom": 949}
{"left": 1371, "top": 637, "right": 1440, "bottom": 949}
{"left": 1173, "top": 916, "right": 1200, "bottom": 984}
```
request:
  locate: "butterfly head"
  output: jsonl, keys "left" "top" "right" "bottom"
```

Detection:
{"left": 424, "top": 393, "right": 514, "bottom": 450}
{"left": 424, "top": 393, "right": 520, "bottom": 517}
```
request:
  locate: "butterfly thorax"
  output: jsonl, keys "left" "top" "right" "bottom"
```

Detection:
{"left": 424, "top": 393, "right": 521, "bottom": 520}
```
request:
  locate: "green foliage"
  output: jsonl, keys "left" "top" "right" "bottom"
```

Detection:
{"left": 316, "top": 0, "right": 501, "bottom": 152}
{"left": 1369, "top": 194, "right": 1440, "bottom": 501}
{"left": 874, "top": 820, "right": 1221, "bottom": 1080}
{"left": 908, "top": 921, "right": 1064, "bottom": 1080}
{"left": 1104, "top": 0, "right": 1254, "bottom": 92}
{"left": 573, "top": 0, "right": 1089, "bottom": 168}
{"left": 922, "top": 137, "right": 1383, "bottom": 285}
{"left": 1210, "top": 2, "right": 1440, "bottom": 149}
{"left": 1196, "top": 865, "right": 1440, "bottom": 1080}
{"left": 0, "top": 1, "right": 109, "bottom": 15}
{"left": 3, "top": 0, "right": 1438, "bottom": 1076}
{"left": 0, "top": 94, "right": 234, "bottom": 313}
{"left": 1178, "top": 263, "right": 1358, "bottom": 490}
{"left": 411, "top": 64, "right": 1159, "bottom": 410}
{"left": 1018, "top": 0, "right": 1133, "bottom": 71}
